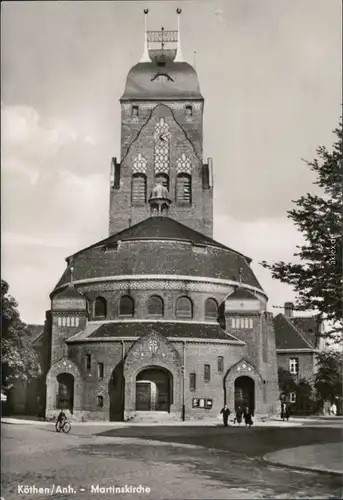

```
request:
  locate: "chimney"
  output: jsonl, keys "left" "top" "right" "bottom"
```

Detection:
{"left": 284, "top": 302, "right": 294, "bottom": 317}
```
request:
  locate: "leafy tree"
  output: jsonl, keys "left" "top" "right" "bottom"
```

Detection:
{"left": 1, "top": 279, "right": 41, "bottom": 390}
{"left": 261, "top": 121, "right": 343, "bottom": 342}
{"left": 294, "top": 378, "right": 317, "bottom": 414}
{"left": 314, "top": 350, "right": 343, "bottom": 405}
{"left": 278, "top": 367, "right": 297, "bottom": 395}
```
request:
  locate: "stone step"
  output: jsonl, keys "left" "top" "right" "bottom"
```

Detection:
{"left": 129, "top": 411, "right": 181, "bottom": 423}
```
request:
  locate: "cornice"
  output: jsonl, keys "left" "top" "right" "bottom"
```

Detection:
{"left": 53, "top": 275, "right": 267, "bottom": 300}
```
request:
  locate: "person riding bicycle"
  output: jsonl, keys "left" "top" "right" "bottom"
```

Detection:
{"left": 56, "top": 410, "right": 67, "bottom": 426}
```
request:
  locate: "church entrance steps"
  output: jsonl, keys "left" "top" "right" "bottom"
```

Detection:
{"left": 128, "top": 411, "right": 182, "bottom": 423}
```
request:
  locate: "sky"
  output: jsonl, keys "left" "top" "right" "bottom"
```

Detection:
{"left": 1, "top": 0, "right": 342, "bottom": 325}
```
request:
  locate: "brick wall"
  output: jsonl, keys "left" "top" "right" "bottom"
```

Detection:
{"left": 110, "top": 102, "right": 213, "bottom": 237}
{"left": 277, "top": 351, "right": 315, "bottom": 382}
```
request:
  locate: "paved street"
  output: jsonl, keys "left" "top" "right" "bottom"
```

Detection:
{"left": 2, "top": 421, "right": 342, "bottom": 500}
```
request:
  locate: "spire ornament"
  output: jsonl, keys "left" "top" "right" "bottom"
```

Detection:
{"left": 174, "top": 8, "right": 184, "bottom": 62}
{"left": 140, "top": 8, "right": 152, "bottom": 63}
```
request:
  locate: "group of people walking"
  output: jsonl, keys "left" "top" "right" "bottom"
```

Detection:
{"left": 220, "top": 404, "right": 253, "bottom": 427}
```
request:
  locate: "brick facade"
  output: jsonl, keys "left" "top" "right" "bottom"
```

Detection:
{"left": 109, "top": 102, "right": 213, "bottom": 237}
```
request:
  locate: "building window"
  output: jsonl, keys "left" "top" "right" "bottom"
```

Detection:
{"left": 204, "top": 364, "right": 211, "bottom": 383}
{"left": 97, "top": 395, "right": 104, "bottom": 408}
{"left": 75, "top": 317, "right": 80, "bottom": 327}
{"left": 119, "top": 295, "right": 134, "bottom": 317}
{"left": 231, "top": 317, "right": 253, "bottom": 329}
{"left": 289, "top": 357, "right": 299, "bottom": 375}
{"left": 190, "top": 373, "right": 196, "bottom": 392}
{"left": 176, "top": 173, "right": 192, "bottom": 205}
{"left": 98, "top": 362, "right": 104, "bottom": 379}
{"left": 57, "top": 317, "right": 62, "bottom": 326}
{"left": 85, "top": 354, "right": 91, "bottom": 372}
{"left": 217, "top": 356, "right": 224, "bottom": 373}
{"left": 148, "top": 295, "right": 164, "bottom": 316}
{"left": 289, "top": 392, "right": 296, "bottom": 403}
{"left": 132, "top": 105, "right": 139, "bottom": 117}
{"left": 205, "top": 298, "right": 218, "bottom": 320}
{"left": 176, "top": 296, "right": 193, "bottom": 319}
{"left": 155, "top": 173, "right": 169, "bottom": 191}
{"left": 185, "top": 105, "right": 193, "bottom": 116}
{"left": 132, "top": 174, "right": 147, "bottom": 204}
{"left": 94, "top": 297, "right": 107, "bottom": 318}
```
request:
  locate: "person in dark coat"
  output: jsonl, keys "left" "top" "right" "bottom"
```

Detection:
{"left": 281, "top": 403, "right": 290, "bottom": 422}
{"left": 234, "top": 405, "right": 243, "bottom": 426}
{"left": 243, "top": 406, "right": 253, "bottom": 427}
{"left": 220, "top": 405, "right": 231, "bottom": 426}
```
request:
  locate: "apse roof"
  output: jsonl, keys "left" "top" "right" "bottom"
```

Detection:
{"left": 121, "top": 50, "right": 203, "bottom": 101}
{"left": 54, "top": 284, "right": 85, "bottom": 300}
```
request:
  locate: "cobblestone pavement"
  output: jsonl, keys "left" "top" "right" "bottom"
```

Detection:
{"left": 2, "top": 423, "right": 342, "bottom": 500}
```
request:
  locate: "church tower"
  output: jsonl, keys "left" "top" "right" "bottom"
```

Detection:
{"left": 109, "top": 9, "right": 213, "bottom": 237}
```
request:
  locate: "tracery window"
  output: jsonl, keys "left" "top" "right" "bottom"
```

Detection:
{"left": 154, "top": 118, "right": 170, "bottom": 175}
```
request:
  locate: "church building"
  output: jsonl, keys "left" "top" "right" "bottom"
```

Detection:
{"left": 44, "top": 10, "right": 279, "bottom": 421}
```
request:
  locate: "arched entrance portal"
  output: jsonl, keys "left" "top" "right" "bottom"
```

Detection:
{"left": 56, "top": 373, "right": 74, "bottom": 412}
{"left": 234, "top": 376, "right": 255, "bottom": 412}
{"left": 136, "top": 367, "right": 172, "bottom": 412}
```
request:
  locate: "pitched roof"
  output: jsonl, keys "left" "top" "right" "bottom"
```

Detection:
{"left": 67, "top": 321, "right": 243, "bottom": 342}
{"left": 291, "top": 317, "right": 319, "bottom": 347}
{"left": 227, "top": 287, "right": 257, "bottom": 300}
{"left": 67, "top": 216, "right": 250, "bottom": 261}
{"left": 274, "top": 314, "right": 316, "bottom": 350}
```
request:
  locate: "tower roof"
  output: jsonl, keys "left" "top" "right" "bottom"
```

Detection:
{"left": 121, "top": 50, "right": 203, "bottom": 101}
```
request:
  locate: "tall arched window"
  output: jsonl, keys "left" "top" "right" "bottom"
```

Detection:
{"left": 205, "top": 298, "right": 218, "bottom": 320}
{"left": 155, "top": 173, "right": 169, "bottom": 191}
{"left": 94, "top": 297, "right": 107, "bottom": 318}
{"left": 176, "top": 174, "right": 191, "bottom": 205}
{"left": 176, "top": 296, "right": 193, "bottom": 319}
{"left": 119, "top": 295, "right": 134, "bottom": 317}
{"left": 132, "top": 174, "right": 147, "bottom": 204}
{"left": 148, "top": 295, "right": 164, "bottom": 316}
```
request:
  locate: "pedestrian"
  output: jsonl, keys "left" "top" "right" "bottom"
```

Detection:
{"left": 281, "top": 402, "right": 286, "bottom": 421}
{"left": 330, "top": 402, "right": 337, "bottom": 416}
{"left": 243, "top": 406, "right": 253, "bottom": 427}
{"left": 234, "top": 405, "right": 243, "bottom": 426}
{"left": 220, "top": 405, "right": 231, "bottom": 427}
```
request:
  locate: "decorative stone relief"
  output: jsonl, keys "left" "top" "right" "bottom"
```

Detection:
{"left": 176, "top": 153, "right": 192, "bottom": 175}
{"left": 132, "top": 153, "right": 148, "bottom": 174}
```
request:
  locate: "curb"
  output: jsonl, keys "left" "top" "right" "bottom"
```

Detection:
{"left": 262, "top": 456, "right": 343, "bottom": 476}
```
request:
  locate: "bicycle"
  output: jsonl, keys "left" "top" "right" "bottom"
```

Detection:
{"left": 55, "top": 419, "right": 71, "bottom": 433}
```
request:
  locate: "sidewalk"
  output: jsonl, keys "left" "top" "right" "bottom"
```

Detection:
{"left": 1, "top": 416, "right": 303, "bottom": 427}
{"left": 264, "top": 442, "right": 343, "bottom": 475}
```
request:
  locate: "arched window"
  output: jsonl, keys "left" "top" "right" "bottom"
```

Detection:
{"left": 176, "top": 174, "right": 191, "bottom": 205}
{"left": 176, "top": 296, "right": 193, "bottom": 319}
{"left": 205, "top": 298, "right": 218, "bottom": 320}
{"left": 94, "top": 297, "right": 107, "bottom": 318}
{"left": 148, "top": 295, "right": 164, "bottom": 316}
{"left": 132, "top": 174, "right": 147, "bottom": 204}
{"left": 155, "top": 173, "right": 169, "bottom": 191}
{"left": 119, "top": 295, "right": 134, "bottom": 317}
